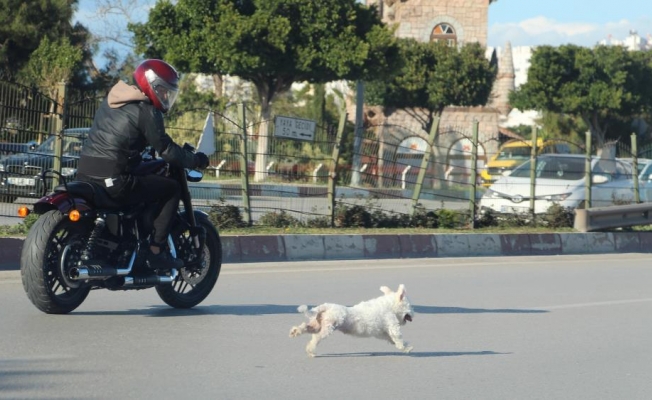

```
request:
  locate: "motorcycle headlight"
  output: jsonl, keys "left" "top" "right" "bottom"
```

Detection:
{"left": 545, "top": 193, "right": 571, "bottom": 202}
{"left": 61, "top": 167, "right": 77, "bottom": 177}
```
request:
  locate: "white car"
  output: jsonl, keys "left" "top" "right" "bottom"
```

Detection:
{"left": 631, "top": 158, "right": 652, "bottom": 202}
{"left": 480, "top": 154, "right": 636, "bottom": 214}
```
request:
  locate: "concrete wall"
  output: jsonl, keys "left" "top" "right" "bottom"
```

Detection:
{"left": 2, "top": 232, "right": 652, "bottom": 270}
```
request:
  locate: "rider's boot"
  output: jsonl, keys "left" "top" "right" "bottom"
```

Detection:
{"left": 146, "top": 246, "right": 183, "bottom": 271}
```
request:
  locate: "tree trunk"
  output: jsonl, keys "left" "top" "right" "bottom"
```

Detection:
{"left": 254, "top": 101, "right": 271, "bottom": 182}
{"left": 211, "top": 74, "right": 223, "bottom": 97}
{"left": 584, "top": 112, "right": 607, "bottom": 149}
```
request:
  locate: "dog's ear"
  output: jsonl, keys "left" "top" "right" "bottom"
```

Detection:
{"left": 397, "top": 284, "right": 406, "bottom": 300}
{"left": 380, "top": 286, "right": 393, "bottom": 295}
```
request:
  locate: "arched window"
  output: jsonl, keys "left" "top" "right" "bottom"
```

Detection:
{"left": 397, "top": 136, "right": 428, "bottom": 155}
{"left": 446, "top": 138, "right": 486, "bottom": 184}
{"left": 430, "top": 23, "right": 456, "bottom": 46}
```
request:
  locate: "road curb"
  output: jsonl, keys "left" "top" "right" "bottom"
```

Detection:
{"left": 0, "top": 270, "right": 21, "bottom": 282}
{"left": 2, "top": 231, "right": 652, "bottom": 273}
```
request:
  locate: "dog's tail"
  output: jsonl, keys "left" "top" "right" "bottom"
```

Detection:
{"left": 297, "top": 305, "right": 315, "bottom": 318}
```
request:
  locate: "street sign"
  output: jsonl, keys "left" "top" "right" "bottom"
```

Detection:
{"left": 274, "top": 116, "right": 316, "bottom": 142}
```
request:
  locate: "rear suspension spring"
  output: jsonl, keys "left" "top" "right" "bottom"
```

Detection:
{"left": 81, "top": 217, "right": 106, "bottom": 261}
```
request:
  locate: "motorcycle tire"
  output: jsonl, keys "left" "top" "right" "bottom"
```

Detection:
{"left": 21, "top": 209, "right": 91, "bottom": 314}
{"left": 156, "top": 217, "right": 222, "bottom": 309}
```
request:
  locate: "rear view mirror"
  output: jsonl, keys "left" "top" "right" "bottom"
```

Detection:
{"left": 187, "top": 169, "right": 203, "bottom": 182}
{"left": 502, "top": 170, "right": 511, "bottom": 177}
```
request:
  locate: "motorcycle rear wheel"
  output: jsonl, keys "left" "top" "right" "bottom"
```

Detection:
{"left": 21, "top": 209, "right": 91, "bottom": 314}
{"left": 156, "top": 218, "right": 222, "bottom": 308}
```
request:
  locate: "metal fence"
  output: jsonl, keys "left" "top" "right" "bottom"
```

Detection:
{"left": 1, "top": 79, "right": 650, "bottom": 229}
{"left": 0, "top": 81, "right": 101, "bottom": 215}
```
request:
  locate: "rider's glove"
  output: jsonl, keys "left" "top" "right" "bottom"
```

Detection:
{"left": 194, "top": 152, "right": 210, "bottom": 169}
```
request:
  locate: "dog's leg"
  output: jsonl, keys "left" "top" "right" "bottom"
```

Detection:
{"left": 305, "top": 323, "right": 336, "bottom": 358}
{"left": 289, "top": 323, "right": 308, "bottom": 338}
{"left": 290, "top": 315, "right": 323, "bottom": 338}
{"left": 387, "top": 323, "right": 413, "bottom": 353}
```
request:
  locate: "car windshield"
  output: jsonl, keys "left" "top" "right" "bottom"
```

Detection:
{"left": 638, "top": 163, "right": 647, "bottom": 175}
{"left": 34, "top": 135, "right": 83, "bottom": 156}
{"left": 510, "top": 157, "right": 586, "bottom": 180}
{"left": 495, "top": 146, "right": 531, "bottom": 160}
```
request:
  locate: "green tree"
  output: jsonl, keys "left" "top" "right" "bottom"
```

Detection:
{"left": 365, "top": 39, "right": 495, "bottom": 132}
{"left": 130, "top": 0, "right": 398, "bottom": 181}
{"left": 365, "top": 39, "right": 495, "bottom": 187}
{"left": 19, "top": 36, "right": 83, "bottom": 98}
{"left": 536, "top": 111, "right": 587, "bottom": 147}
{"left": 510, "top": 44, "right": 652, "bottom": 148}
{"left": 0, "top": 0, "right": 80, "bottom": 79}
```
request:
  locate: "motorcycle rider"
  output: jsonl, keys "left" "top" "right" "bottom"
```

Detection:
{"left": 76, "top": 59, "right": 210, "bottom": 271}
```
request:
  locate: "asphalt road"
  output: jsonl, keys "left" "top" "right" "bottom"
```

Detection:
{"left": 2, "top": 254, "right": 652, "bottom": 399}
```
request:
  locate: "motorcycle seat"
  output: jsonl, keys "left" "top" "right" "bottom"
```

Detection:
{"left": 53, "top": 181, "right": 124, "bottom": 209}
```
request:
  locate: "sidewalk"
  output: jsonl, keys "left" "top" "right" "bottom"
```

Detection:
{"left": 2, "top": 231, "right": 651, "bottom": 272}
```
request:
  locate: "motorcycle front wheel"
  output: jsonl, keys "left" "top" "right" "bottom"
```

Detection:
{"left": 156, "top": 217, "right": 222, "bottom": 309}
{"left": 21, "top": 209, "right": 91, "bottom": 314}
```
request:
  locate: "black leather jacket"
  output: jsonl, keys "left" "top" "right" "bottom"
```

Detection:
{"left": 77, "top": 80, "right": 198, "bottom": 180}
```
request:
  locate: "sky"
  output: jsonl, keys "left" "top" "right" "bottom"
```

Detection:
{"left": 488, "top": 0, "right": 652, "bottom": 47}
{"left": 74, "top": 0, "right": 652, "bottom": 68}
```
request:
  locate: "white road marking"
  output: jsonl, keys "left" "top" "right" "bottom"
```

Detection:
{"left": 530, "top": 298, "right": 652, "bottom": 311}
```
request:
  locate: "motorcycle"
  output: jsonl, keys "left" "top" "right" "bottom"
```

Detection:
{"left": 19, "top": 145, "right": 222, "bottom": 314}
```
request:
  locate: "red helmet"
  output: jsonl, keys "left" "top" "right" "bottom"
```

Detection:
{"left": 133, "top": 59, "right": 180, "bottom": 113}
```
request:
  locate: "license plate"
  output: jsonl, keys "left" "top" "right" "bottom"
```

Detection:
{"left": 8, "top": 177, "right": 35, "bottom": 186}
{"left": 500, "top": 205, "right": 528, "bottom": 213}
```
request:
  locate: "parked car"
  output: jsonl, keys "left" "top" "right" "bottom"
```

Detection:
{"left": 0, "top": 128, "right": 89, "bottom": 203}
{"left": 628, "top": 158, "right": 652, "bottom": 202}
{"left": 479, "top": 139, "right": 575, "bottom": 187}
{"left": 480, "top": 154, "right": 635, "bottom": 215}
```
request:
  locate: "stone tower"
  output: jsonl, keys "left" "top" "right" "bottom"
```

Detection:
{"left": 368, "top": 0, "right": 490, "bottom": 47}
{"left": 489, "top": 41, "right": 516, "bottom": 117}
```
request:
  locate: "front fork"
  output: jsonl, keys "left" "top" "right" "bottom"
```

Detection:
{"left": 167, "top": 234, "right": 178, "bottom": 259}
{"left": 174, "top": 166, "right": 204, "bottom": 253}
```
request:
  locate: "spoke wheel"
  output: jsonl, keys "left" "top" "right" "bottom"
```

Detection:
{"left": 21, "top": 210, "right": 91, "bottom": 314}
{"left": 156, "top": 218, "right": 221, "bottom": 309}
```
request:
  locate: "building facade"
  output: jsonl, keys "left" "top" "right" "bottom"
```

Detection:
{"left": 361, "top": 0, "right": 515, "bottom": 177}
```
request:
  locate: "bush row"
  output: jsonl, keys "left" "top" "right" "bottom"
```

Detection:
{"left": 208, "top": 201, "right": 576, "bottom": 230}
{"left": 0, "top": 201, "right": 576, "bottom": 237}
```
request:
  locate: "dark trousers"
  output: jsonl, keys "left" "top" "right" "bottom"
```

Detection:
{"left": 123, "top": 174, "right": 180, "bottom": 245}
{"left": 81, "top": 173, "right": 180, "bottom": 245}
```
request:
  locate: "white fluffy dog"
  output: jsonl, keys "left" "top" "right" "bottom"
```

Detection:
{"left": 289, "top": 284, "right": 414, "bottom": 357}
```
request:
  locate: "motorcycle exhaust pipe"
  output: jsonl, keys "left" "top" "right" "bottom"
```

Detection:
{"left": 69, "top": 245, "right": 139, "bottom": 281}
{"left": 123, "top": 268, "right": 178, "bottom": 287}
{"left": 69, "top": 263, "right": 118, "bottom": 280}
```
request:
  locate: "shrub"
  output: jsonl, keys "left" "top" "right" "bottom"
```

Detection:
{"left": 370, "top": 209, "right": 410, "bottom": 228}
{"left": 410, "top": 205, "right": 438, "bottom": 228}
{"left": 435, "top": 209, "right": 458, "bottom": 229}
{"left": 305, "top": 215, "right": 332, "bottom": 228}
{"left": 334, "top": 204, "right": 372, "bottom": 228}
{"left": 543, "top": 204, "right": 574, "bottom": 229}
{"left": 23, "top": 213, "right": 39, "bottom": 231}
{"left": 476, "top": 209, "right": 498, "bottom": 228}
{"left": 258, "top": 210, "right": 302, "bottom": 228}
{"left": 499, "top": 209, "right": 532, "bottom": 227}
{"left": 208, "top": 201, "right": 246, "bottom": 229}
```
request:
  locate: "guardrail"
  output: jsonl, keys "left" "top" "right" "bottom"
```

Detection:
{"left": 574, "top": 203, "right": 652, "bottom": 232}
